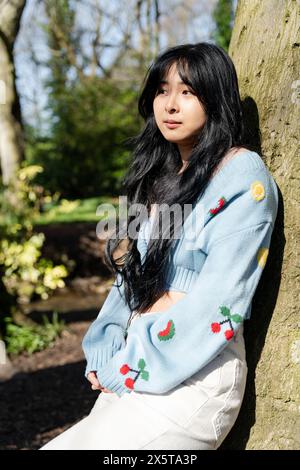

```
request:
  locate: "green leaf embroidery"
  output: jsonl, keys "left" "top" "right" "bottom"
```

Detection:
{"left": 140, "top": 370, "right": 149, "bottom": 381}
{"left": 219, "top": 306, "right": 231, "bottom": 317}
{"left": 138, "top": 358, "right": 146, "bottom": 370}
{"left": 231, "top": 314, "right": 243, "bottom": 323}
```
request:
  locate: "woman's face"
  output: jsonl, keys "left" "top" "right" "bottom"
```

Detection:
{"left": 153, "top": 63, "right": 207, "bottom": 147}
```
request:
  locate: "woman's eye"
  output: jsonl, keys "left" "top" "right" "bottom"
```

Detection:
{"left": 157, "top": 89, "right": 194, "bottom": 95}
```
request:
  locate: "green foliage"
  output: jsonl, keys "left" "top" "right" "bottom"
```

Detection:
{"left": 0, "top": 233, "right": 68, "bottom": 303}
{"left": 0, "top": 164, "right": 70, "bottom": 306}
{"left": 27, "top": 78, "right": 140, "bottom": 199}
{"left": 0, "top": 164, "right": 45, "bottom": 236}
{"left": 4, "top": 312, "right": 65, "bottom": 356}
{"left": 211, "top": 0, "right": 234, "bottom": 51}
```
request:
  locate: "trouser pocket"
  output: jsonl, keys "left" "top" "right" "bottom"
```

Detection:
{"left": 182, "top": 353, "right": 223, "bottom": 395}
{"left": 212, "top": 357, "right": 248, "bottom": 448}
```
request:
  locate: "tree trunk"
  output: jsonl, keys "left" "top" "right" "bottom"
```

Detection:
{"left": 221, "top": 0, "right": 300, "bottom": 450}
{"left": 0, "top": 0, "right": 26, "bottom": 185}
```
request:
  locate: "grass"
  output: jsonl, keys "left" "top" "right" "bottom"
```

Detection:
{"left": 32, "top": 196, "right": 120, "bottom": 225}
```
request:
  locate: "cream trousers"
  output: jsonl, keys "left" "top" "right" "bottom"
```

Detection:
{"left": 40, "top": 325, "right": 247, "bottom": 450}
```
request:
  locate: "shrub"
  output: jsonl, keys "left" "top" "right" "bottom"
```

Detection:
{"left": 4, "top": 312, "right": 65, "bottom": 355}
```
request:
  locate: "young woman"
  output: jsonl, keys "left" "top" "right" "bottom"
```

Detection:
{"left": 41, "top": 42, "right": 278, "bottom": 450}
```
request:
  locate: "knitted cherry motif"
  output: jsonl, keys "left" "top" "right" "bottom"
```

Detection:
{"left": 157, "top": 320, "right": 175, "bottom": 341}
{"left": 120, "top": 358, "right": 149, "bottom": 390}
{"left": 209, "top": 196, "right": 226, "bottom": 216}
{"left": 120, "top": 364, "right": 130, "bottom": 375}
{"left": 211, "top": 306, "right": 243, "bottom": 340}
{"left": 211, "top": 322, "right": 221, "bottom": 333}
{"left": 125, "top": 378, "right": 135, "bottom": 390}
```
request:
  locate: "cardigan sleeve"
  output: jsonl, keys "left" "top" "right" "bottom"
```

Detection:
{"left": 93, "top": 219, "right": 275, "bottom": 396}
{"left": 81, "top": 273, "right": 132, "bottom": 375}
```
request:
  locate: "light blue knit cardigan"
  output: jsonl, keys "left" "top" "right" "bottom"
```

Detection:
{"left": 82, "top": 150, "right": 278, "bottom": 396}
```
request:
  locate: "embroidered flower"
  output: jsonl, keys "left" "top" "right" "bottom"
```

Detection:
{"left": 251, "top": 181, "right": 265, "bottom": 201}
{"left": 257, "top": 247, "right": 269, "bottom": 268}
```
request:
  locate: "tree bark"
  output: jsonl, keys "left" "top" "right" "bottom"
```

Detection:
{"left": 0, "top": 0, "right": 26, "bottom": 185}
{"left": 221, "top": 0, "right": 300, "bottom": 450}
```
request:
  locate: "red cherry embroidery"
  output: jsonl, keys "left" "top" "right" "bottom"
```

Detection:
{"left": 225, "top": 330, "right": 234, "bottom": 341}
{"left": 211, "top": 322, "right": 221, "bottom": 333}
{"left": 125, "top": 378, "right": 135, "bottom": 389}
{"left": 119, "top": 358, "right": 149, "bottom": 390}
{"left": 211, "top": 306, "right": 243, "bottom": 341}
{"left": 209, "top": 196, "right": 226, "bottom": 216}
{"left": 120, "top": 364, "right": 130, "bottom": 375}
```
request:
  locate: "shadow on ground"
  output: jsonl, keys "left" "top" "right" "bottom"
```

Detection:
{"left": 0, "top": 360, "right": 97, "bottom": 450}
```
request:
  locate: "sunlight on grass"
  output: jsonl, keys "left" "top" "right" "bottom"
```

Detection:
{"left": 33, "top": 196, "right": 119, "bottom": 225}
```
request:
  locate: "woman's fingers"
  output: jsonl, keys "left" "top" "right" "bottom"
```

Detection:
{"left": 87, "top": 371, "right": 114, "bottom": 393}
{"left": 91, "top": 384, "right": 102, "bottom": 390}
{"left": 87, "top": 371, "right": 100, "bottom": 387}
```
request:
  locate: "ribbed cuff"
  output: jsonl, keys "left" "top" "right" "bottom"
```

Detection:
{"left": 96, "top": 357, "right": 132, "bottom": 397}
{"left": 84, "top": 342, "right": 122, "bottom": 378}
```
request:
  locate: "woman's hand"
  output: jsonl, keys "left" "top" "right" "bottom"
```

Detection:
{"left": 87, "top": 371, "right": 114, "bottom": 393}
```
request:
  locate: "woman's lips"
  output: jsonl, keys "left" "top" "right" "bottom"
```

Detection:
{"left": 164, "top": 122, "right": 182, "bottom": 129}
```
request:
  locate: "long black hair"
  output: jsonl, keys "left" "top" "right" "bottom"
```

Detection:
{"left": 104, "top": 42, "right": 252, "bottom": 315}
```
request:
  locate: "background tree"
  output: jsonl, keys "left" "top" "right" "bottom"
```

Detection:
{"left": 0, "top": 0, "right": 26, "bottom": 185}
{"left": 222, "top": 0, "right": 299, "bottom": 450}
{"left": 0, "top": 0, "right": 26, "bottom": 347}
{"left": 211, "top": 0, "right": 234, "bottom": 51}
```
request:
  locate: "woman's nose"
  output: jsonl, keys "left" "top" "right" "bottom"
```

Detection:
{"left": 165, "top": 95, "right": 179, "bottom": 112}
